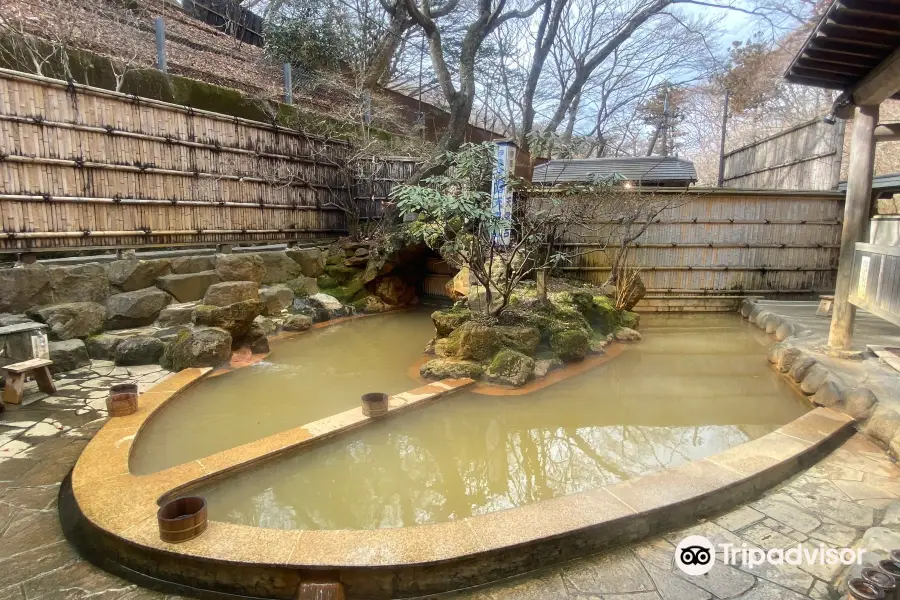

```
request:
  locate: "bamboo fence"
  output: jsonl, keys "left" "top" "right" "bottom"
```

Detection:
{"left": 0, "top": 68, "right": 353, "bottom": 253}
{"left": 722, "top": 119, "right": 846, "bottom": 191}
{"left": 552, "top": 188, "right": 845, "bottom": 296}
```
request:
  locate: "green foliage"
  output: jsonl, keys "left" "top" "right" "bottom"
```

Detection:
{"left": 264, "top": 1, "right": 352, "bottom": 81}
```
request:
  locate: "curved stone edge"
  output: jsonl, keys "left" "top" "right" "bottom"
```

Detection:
{"left": 65, "top": 358, "right": 855, "bottom": 598}
{"left": 740, "top": 297, "right": 900, "bottom": 456}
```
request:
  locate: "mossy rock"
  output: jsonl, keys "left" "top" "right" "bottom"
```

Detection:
{"left": 284, "top": 276, "right": 319, "bottom": 298}
{"left": 450, "top": 321, "right": 503, "bottom": 361}
{"left": 620, "top": 311, "right": 640, "bottom": 329}
{"left": 324, "top": 265, "right": 363, "bottom": 284}
{"left": 432, "top": 308, "right": 472, "bottom": 337}
{"left": 485, "top": 349, "right": 535, "bottom": 387}
{"left": 161, "top": 327, "right": 232, "bottom": 371}
{"left": 434, "top": 336, "right": 459, "bottom": 357}
{"left": 192, "top": 300, "right": 262, "bottom": 342}
{"left": 317, "top": 274, "right": 339, "bottom": 289}
{"left": 420, "top": 359, "right": 485, "bottom": 380}
{"left": 321, "top": 279, "right": 365, "bottom": 303}
{"left": 550, "top": 329, "right": 590, "bottom": 362}
{"left": 325, "top": 253, "right": 345, "bottom": 266}
{"left": 584, "top": 295, "right": 621, "bottom": 335}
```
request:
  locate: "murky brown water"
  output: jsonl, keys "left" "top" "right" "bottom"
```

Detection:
{"left": 130, "top": 311, "right": 432, "bottom": 475}
{"left": 134, "top": 312, "right": 809, "bottom": 530}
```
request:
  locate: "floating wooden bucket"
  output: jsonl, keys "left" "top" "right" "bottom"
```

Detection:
{"left": 361, "top": 392, "right": 389, "bottom": 417}
{"left": 157, "top": 496, "right": 208, "bottom": 543}
{"left": 296, "top": 582, "right": 346, "bottom": 600}
{"left": 107, "top": 383, "right": 138, "bottom": 417}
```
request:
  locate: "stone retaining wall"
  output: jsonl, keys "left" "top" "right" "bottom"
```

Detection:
{"left": 0, "top": 242, "right": 420, "bottom": 376}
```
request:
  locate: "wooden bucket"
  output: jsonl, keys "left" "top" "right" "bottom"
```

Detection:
{"left": 157, "top": 496, "right": 208, "bottom": 543}
{"left": 107, "top": 383, "right": 138, "bottom": 417}
{"left": 361, "top": 392, "right": 389, "bottom": 417}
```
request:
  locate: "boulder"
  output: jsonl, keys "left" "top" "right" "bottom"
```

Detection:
{"left": 420, "top": 359, "right": 485, "bottom": 380}
{"left": 108, "top": 259, "right": 172, "bottom": 292}
{"left": 497, "top": 326, "right": 541, "bottom": 356}
{"left": 48, "top": 339, "right": 90, "bottom": 373}
{"left": 375, "top": 275, "right": 416, "bottom": 306}
{"left": 153, "top": 326, "right": 191, "bottom": 343}
{"left": 352, "top": 295, "right": 393, "bottom": 313}
{"left": 260, "top": 285, "right": 295, "bottom": 316}
{"left": 156, "top": 271, "right": 220, "bottom": 302}
{"left": 776, "top": 347, "right": 804, "bottom": 373}
{"left": 157, "top": 302, "right": 198, "bottom": 327}
{"left": 170, "top": 255, "right": 216, "bottom": 274}
{"left": 533, "top": 357, "right": 563, "bottom": 379}
{"left": 0, "top": 266, "right": 52, "bottom": 313}
{"left": 258, "top": 251, "right": 304, "bottom": 284}
{"left": 766, "top": 341, "right": 787, "bottom": 364}
{"left": 204, "top": 281, "right": 259, "bottom": 307}
{"left": 764, "top": 314, "right": 785, "bottom": 335}
{"left": 246, "top": 322, "right": 270, "bottom": 354}
{"left": 432, "top": 309, "right": 471, "bottom": 337}
{"left": 47, "top": 263, "right": 109, "bottom": 304}
{"left": 551, "top": 329, "right": 590, "bottom": 362}
{"left": 114, "top": 335, "right": 166, "bottom": 366}
{"left": 291, "top": 298, "right": 329, "bottom": 323}
{"left": 450, "top": 321, "right": 504, "bottom": 361}
{"left": 740, "top": 299, "right": 756, "bottom": 318}
{"left": 283, "top": 314, "right": 313, "bottom": 332}
{"left": 105, "top": 288, "right": 172, "bottom": 329}
{"left": 324, "top": 265, "right": 362, "bottom": 285}
{"left": 614, "top": 327, "right": 642, "bottom": 342}
{"left": 85, "top": 334, "right": 124, "bottom": 361}
{"left": 445, "top": 267, "right": 471, "bottom": 301}
{"left": 865, "top": 408, "right": 900, "bottom": 446}
{"left": 434, "top": 337, "right": 458, "bottom": 357}
{"left": 620, "top": 311, "right": 640, "bottom": 330}
{"left": 812, "top": 379, "right": 846, "bottom": 409}
{"left": 253, "top": 316, "right": 278, "bottom": 336}
{"left": 799, "top": 364, "right": 829, "bottom": 395}
{"left": 788, "top": 356, "right": 817, "bottom": 382}
{"left": 485, "top": 350, "right": 535, "bottom": 387}
{"left": 774, "top": 321, "right": 796, "bottom": 342}
{"left": 324, "top": 280, "right": 365, "bottom": 303}
{"left": 192, "top": 300, "right": 262, "bottom": 342}
{"left": 846, "top": 387, "right": 878, "bottom": 421}
{"left": 161, "top": 327, "right": 232, "bottom": 371}
{"left": 308, "top": 293, "right": 349, "bottom": 320}
{"left": 317, "top": 274, "right": 339, "bottom": 289}
{"left": 285, "top": 247, "right": 326, "bottom": 278}
{"left": 26, "top": 302, "right": 105, "bottom": 340}
{"left": 285, "top": 276, "right": 319, "bottom": 298}
{"left": 215, "top": 254, "right": 265, "bottom": 283}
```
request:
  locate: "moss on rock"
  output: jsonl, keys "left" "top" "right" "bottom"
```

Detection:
{"left": 485, "top": 349, "right": 535, "bottom": 387}
{"left": 550, "top": 328, "right": 590, "bottom": 362}
{"left": 324, "top": 265, "right": 362, "bottom": 284}
{"left": 432, "top": 308, "right": 472, "bottom": 337}
{"left": 420, "top": 359, "right": 485, "bottom": 380}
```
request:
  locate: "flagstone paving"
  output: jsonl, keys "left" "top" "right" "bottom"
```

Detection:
{"left": 2, "top": 362, "right": 900, "bottom": 600}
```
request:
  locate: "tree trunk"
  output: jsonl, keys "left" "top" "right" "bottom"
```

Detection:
{"left": 364, "top": 10, "right": 413, "bottom": 88}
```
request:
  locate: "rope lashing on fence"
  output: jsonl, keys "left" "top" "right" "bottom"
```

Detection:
{"left": 0, "top": 229, "right": 344, "bottom": 240}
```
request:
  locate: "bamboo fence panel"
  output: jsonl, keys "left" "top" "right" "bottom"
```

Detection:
{"left": 0, "top": 68, "right": 350, "bottom": 253}
{"left": 554, "top": 189, "right": 844, "bottom": 295}
{"left": 722, "top": 119, "right": 846, "bottom": 190}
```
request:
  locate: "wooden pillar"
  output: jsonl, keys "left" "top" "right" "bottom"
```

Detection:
{"left": 828, "top": 104, "right": 878, "bottom": 350}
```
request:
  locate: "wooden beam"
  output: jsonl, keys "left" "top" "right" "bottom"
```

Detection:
{"left": 829, "top": 104, "right": 879, "bottom": 351}
{"left": 875, "top": 122, "right": 900, "bottom": 140}
{"left": 853, "top": 44, "right": 900, "bottom": 104}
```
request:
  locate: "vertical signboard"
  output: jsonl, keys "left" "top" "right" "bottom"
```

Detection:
{"left": 491, "top": 141, "right": 517, "bottom": 246}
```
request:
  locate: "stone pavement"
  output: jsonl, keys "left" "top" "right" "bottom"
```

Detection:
{"left": 0, "top": 360, "right": 184, "bottom": 600}
{"left": 2, "top": 361, "right": 900, "bottom": 600}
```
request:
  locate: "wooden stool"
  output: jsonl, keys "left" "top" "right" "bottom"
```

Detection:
{"left": 816, "top": 294, "right": 835, "bottom": 317}
{"left": 2, "top": 358, "right": 56, "bottom": 405}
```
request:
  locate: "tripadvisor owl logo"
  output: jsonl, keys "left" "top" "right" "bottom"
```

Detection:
{"left": 675, "top": 535, "right": 716, "bottom": 576}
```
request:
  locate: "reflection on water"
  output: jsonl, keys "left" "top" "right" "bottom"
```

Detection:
{"left": 193, "top": 313, "right": 809, "bottom": 530}
{"left": 130, "top": 311, "right": 433, "bottom": 475}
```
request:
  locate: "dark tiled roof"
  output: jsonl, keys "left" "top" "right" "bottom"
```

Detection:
{"left": 531, "top": 157, "right": 697, "bottom": 185}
